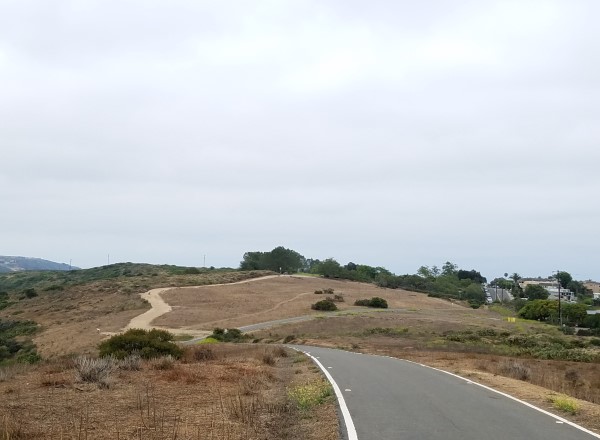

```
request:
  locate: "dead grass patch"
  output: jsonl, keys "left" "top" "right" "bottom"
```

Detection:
{"left": 0, "top": 344, "right": 339, "bottom": 440}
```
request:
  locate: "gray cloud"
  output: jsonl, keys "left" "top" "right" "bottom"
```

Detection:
{"left": 1, "top": 1, "right": 599, "bottom": 280}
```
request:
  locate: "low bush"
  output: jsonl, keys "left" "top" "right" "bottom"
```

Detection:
{"left": 98, "top": 328, "right": 183, "bottom": 359}
{"left": 185, "top": 345, "right": 216, "bottom": 362}
{"left": 499, "top": 361, "right": 531, "bottom": 381}
{"left": 311, "top": 300, "right": 337, "bottom": 311}
{"left": 74, "top": 356, "right": 116, "bottom": 387}
{"left": 118, "top": 353, "right": 143, "bottom": 371}
{"left": 209, "top": 328, "right": 249, "bottom": 342}
{"left": 549, "top": 395, "right": 579, "bottom": 414}
{"left": 23, "top": 289, "right": 37, "bottom": 299}
{"left": 314, "top": 290, "right": 323, "bottom": 295}
{"left": 476, "top": 328, "right": 498, "bottom": 337}
{"left": 150, "top": 355, "right": 175, "bottom": 370}
{"left": 288, "top": 379, "right": 332, "bottom": 410}
{"left": 283, "top": 335, "right": 295, "bottom": 344}
{"left": 262, "top": 352, "right": 275, "bottom": 366}
{"left": 354, "top": 297, "right": 388, "bottom": 308}
{"left": 364, "top": 327, "right": 408, "bottom": 337}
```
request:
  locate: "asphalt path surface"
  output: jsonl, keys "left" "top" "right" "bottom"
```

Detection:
{"left": 487, "top": 287, "right": 513, "bottom": 302}
{"left": 292, "top": 345, "right": 599, "bottom": 440}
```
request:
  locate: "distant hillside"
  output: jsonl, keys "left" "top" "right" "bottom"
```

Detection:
{"left": 0, "top": 256, "right": 77, "bottom": 272}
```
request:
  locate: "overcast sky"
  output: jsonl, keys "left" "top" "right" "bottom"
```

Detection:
{"left": 1, "top": 1, "right": 599, "bottom": 281}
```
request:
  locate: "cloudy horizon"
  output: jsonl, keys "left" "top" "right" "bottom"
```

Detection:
{"left": 1, "top": 1, "right": 599, "bottom": 281}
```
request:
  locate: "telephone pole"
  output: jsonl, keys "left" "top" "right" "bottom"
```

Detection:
{"left": 557, "top": 270, "right": 562, "bottom": 327}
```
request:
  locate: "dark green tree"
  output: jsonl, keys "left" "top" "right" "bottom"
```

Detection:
{"left": 314, "top": 259, "right": 342, "bottom": 278}
{"left": 457, "top": 270, "right": 487, "bottom": 284}
{"left": 442, "top": 261, "right": 458, "bottom": 276}
{"left": 525, "top": 284, "right": 549, "bottom": 300}
{"left": 239, "top": 247, "right": 306, "bottom": 273}
{"left": 554, "top": 271, "right": 573, "bottom": 289}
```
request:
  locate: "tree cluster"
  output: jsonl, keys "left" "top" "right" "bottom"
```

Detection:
{"left": 518, "top": 300, "right": 588, "bottom": 326}
{"left": 240, "top": 246, "right": 307, "bottom": 273}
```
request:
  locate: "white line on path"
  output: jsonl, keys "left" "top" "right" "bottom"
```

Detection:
{"left": 293, "top": 348, "right": 358, "bottom": 440}
{"left": 402, "top": 359, "right": 600, "bottom": 439}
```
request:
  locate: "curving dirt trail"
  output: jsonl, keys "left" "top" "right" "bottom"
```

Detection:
{"left": 123, "top": 275, "right": 282, "bottom": 336}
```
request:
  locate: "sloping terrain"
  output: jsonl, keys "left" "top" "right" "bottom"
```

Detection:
{"left": 0, "top": 256, "right": 76, "bottom": 272}
{"left": 0, "top": 264, "right": 271, "bottom": 356}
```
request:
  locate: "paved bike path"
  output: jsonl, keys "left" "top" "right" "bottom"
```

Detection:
{"left": 292, "top": 345, "right": 599, "bottom": 440}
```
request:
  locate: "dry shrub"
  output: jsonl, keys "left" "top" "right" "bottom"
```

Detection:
{"left": 238, "top": 374, "right": 266, "bottom": 396}
{"left": 226, "top": 393, "right": 262, "bottom": 425}
{"left": 119, "top": 353, "right": 143, "bottom": 371}
{"left": 183, "top": 345, "right": 216, "bottom": 363}
{"left": 39, "top": 371, "right": 72, "bottom": 388}
{"left": 498, "top": 361, "right": 531, "bottom": 381}
{"left": 0, "top": 364, "right": 29, "bottom": 382}
{"left": 150, "top": 355, "right": 175, "bottom": 370}
{"left": 262, "top": 352, "right": 276, "bottom": 366}
{"left": 564, "top": 369, "right": 583, "bottom": 387}
{"left": 162, "top": 365, "right": 203, "bottom": 384}
{"left": 273, "top": 346, "right": 289, "bottom": 358}
{"left": 73, "top": 355, "right": 117, "bottom": 388}
{"left": 0, "top": 409, "right": 43, "bottom": 440}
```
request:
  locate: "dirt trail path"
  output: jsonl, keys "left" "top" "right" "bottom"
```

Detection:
{"left": 200, "top": 291, "right": 314, "bottom": 327}
{"left": 123, "top": 275, "right": 282, "bottom": 336}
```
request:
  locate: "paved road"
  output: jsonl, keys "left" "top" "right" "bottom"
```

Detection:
{"left": 487, "top": 287, "right": 513, "bottom": 302}
{"left": 291, "top": 345, "right": 599, "bottom": 440}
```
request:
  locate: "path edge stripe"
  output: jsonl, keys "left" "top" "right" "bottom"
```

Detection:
{"left": 401, "top": 358, "right": 600, "bottom": 439}
{"left": 292, "top": 348, "right": 358, "bottom": 440}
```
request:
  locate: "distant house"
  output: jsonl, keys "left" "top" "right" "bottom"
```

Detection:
{"left": 519, "top": 278, "right": 573, "bottom": 301}
{"left": 584, "top": 281, "right": 600, "bottom": 294}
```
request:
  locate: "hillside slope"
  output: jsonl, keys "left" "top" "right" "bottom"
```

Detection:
{"left": 0, "top": 255, "right": 76, "bottom": 272}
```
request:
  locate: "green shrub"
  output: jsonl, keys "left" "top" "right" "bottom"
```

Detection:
{"left": 476, "top": 328, "right": 498, "bottom": 337}
{"left": 369, "top": 297, "right": 388, "bottom": 308}
{"left": 549, "top": 395, "right": 579, "bottom": 414}
{"left": 314, "top": 290, "right": 323, "bottom": 295}
{"left": 354, "top": 297, "right": 388, "bottom": 308}
{"left": 589, "top": 338, "right": 600, "bottom": 347}
{"left": 283, "top": 335, "right": 295, "bottom": 343}
{"left": 288, "top": 379, "right": 332, "bottom": 410}
{"left": 208, "top": 328, "right": 248, "bottom": 342}
{"left": 311, "top": 300, "right": 338, "bottom": 311}
{"left": 98, "top": 329, "right": 183, "bottom": 359}
{"left": 23, "top": 288, "right": 37, "bottom": 299}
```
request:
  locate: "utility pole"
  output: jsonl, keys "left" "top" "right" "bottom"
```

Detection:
{"left": 203, "top": 254, "right": 206, "bottom": 267}
{"left": 557, "top": 269, "right": 562, "bottom": 327}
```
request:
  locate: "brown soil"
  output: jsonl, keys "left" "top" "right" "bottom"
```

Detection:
{"left": 155, "top": 275, "right": 456, "bottom": 330}
{"left": 0, "top": 344, "right": 340, "bottom": 440}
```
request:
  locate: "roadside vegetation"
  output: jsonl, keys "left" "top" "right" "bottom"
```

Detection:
{"left": 0, "top": 319, "right": 39, "bottom": 364}
{"left": 0, "top": 342, "right": 340, "bottom": 440}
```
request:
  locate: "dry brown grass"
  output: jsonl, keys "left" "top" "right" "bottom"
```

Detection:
{"left": 0, "top": 344, "right": 339, "bottom": 440}
{"left": 155, "top": 275, "right": 455, "bottom": 331}
{"left": 0, "top": 270, "right": 272, "bottom": 358}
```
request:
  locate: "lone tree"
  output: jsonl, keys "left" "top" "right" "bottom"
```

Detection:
{"left": 525, "top": 284, "right": 549, "bottom": 300}
{"left": 554, "top": 271, "right": 573, "bottom": 289}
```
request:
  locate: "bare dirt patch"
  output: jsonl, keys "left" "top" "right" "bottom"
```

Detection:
{"left": 154, "top": 275, "right": 455, "bottom": 331}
